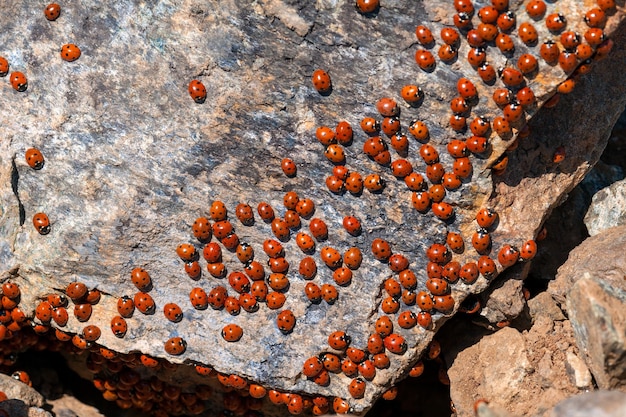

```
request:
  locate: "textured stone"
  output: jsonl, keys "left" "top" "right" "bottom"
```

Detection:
{"left": 527, "top": 292, "right": 565, "bottom": 323}
{"left": 549, "top": 391, "right": 626, "bottom": 417}
{"left": 585, "top": 178, "right": 626, "bottom": 236}
{"left": 564, "top": 350, "right": 592, "bottom": 389}
{"left": 0, "top": 374, "right": 45, "bottom": 408}
{"left": 0, "top": 0, "right": 625, "bottom": 413}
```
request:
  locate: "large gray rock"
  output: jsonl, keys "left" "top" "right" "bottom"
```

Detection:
{"left": 0, "top": 0, "right": 625, "bottom": 414}
{"left": 585, "top": 178, "right": 626, "bottom": 236}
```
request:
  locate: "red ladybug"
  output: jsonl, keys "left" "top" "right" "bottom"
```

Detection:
{"left": 454, "top": 0, "right": 474, "bottom": 14}
{"left": 277, "top": 310, "right": 296, "bottom": 334}
{"left": 384, "top": 333, "right": 407, "bottom": 355}
{"left": 335, "top": 121, "right": 353, "bottom": 145}
{"left": 222, "top": 324, "right": 243, "bottom": 342}
{"left": 309, "top": 218, "right": 328, "bottom": 241}
{"left": 343, "top": 247, "right": 363, "bottom": 270}
{"left": 176, "top": 243, "right": 197, "bottom": 262}
{"left": 44, "top": 3, "right": 61, "bottom": 20}
{"left": 134, "top": 292, "right": 156, "bottom": 314}
{"left": 321, "top": 283, "right": 338, "bottom": 304}
{"left": 405, "top": 172, "right": 425, "bottom": 191}
{"left": 60, "top": 44, "right": 81, "bottom": 62}
{"left": 400, "top": 85, "right": 423, "bottom": 105}
{"left": 304, "top": 282, "right": 322, "bottom": 303}
{"left": 438, "top": 43, "right": 458, "bottom": 62}
{"left": 517, "top": 53, "right": 538, "bottom": 74}
{"left": 457, "top": 78, "right": 477, "bottom": 101}
{"left": 526, "top": 0, "right": 546, "bottom": 19}
{"left": 498, "top": 244, "right": 520, "bottom": 267}
{"left": 74, "top": 303, "right": 92, "bottom": 322}
{"left": 131, "top": 267, "right": 152, "bottom": 291}
{"left": 477, "top": 255, "right": 497, "bottom": 278}
{"left": 117, "top": 296, "right": 135, "bottom": 317}
{"left": 0, "top": 56, "right": 8, "bottom": 77}
{"left": 163, "top": 302, "right": 183, "bottom": 322}
{"left": 398, "top": 311, "right": 417, "bottom": 329}
{"left": 188, "top": 80, "right": 207, "bottom": 103}
{"left": 477, "top": 63, "right": 497, "bottom": 84}
{"left": 189, "top": 287, "right": 208, "bottom": 310}
{"left": 311, "top": 69, "right": 331, "bottom": 94}
{"left": 497, "top": 11, "right": 516, "bottom": 32}
{"left": 235, "top": 203, "right": 254, "bottom": 225}
{"left": 320, "top": 246, "right": 342, "bottom": 269}
{"left": 441, "top": 27, "right": 460, "bottom": 46}
{"left": 478, "top": 5, "right": 499, "bottom": 23}
{"left": 342, "top": 216, "right": 362, "bottom": 236}
{"left": 328, "top": 331, "right": 351, "bottom": 350}
{"left": 10, "top": 72, "right": 27, "bottom": 92}
{"left": 348, "top": 378, "right": 366, "bottom": 399}
{"left": 415, "top": 25, "right": 434, "bottom": 45}
{"left": 432, "top": 202, "right": 455, "bottom": 221}
{"left": 376, "top": 97, "right": 399, "bottom": 117}
{"left": 299, "top": 256, "right": 317, "bottom": 279}
{"left": 545, "top": 13, "right": 567, "bottom": 32}
{"left": 415, "top": 49, "right": 436, "bottom": 71}
{"left": 518, "top": 22, "right": 538, "bottom": 45}
{"left": 520, "top": 240, "right": 538, "bottom": 260}
{"left": 408, "top": 120, "right": 429, "bottom": 141}
{"left": 25, "top": 148, "right": 45, "bottom": 170}
{"left": 476, "top": 207, "right": 498, "bottom": 229}
{"left": 82, "top": 325, "right": 101, "bottom": 342}
{"left": 33, "top": 212, "right": 51, "bottom": 235}
{"left": 164, "top": 337, "right": 187, "bottom": 355}
{"left": 375, "top": 315, "right": 393, "bottom": 337}
{"left": 110, "top": 316, "right": 128, "bottom": 337}
{"left": 371, "top": 238, "right": 392, "bottom": 262}
{"left": 356, "top": 0, "right": 379, "bottom": 14}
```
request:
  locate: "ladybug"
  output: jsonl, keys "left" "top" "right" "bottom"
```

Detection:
{"left": 443, "top": 173, "right": 462, "bottom": 190}
{"left": 381, "top": 117, "right": 400, "bottom": 137}
{"left": 376, "top": 97, "right": 399, "bottom": 117}
{"left": 417, "top": 290, "right": 435, "bottom": 311}
{"left": 440, "top": 27, "right": 460, "bottom": 46}
{"left": 477, "top": 255, "right": 497, "bottom": 279}
{"left": 295, "top": 198, "right": 315, "bottom": 218}
{"left": 374, "top": 315, "right": 393, "bottom": 337}
{"left": 281, "top": 158, "right": 297, "bottom": 177}
{"left": 400, "top": 84, "right": 423, "bottom": 104}
{"left": 276, "top": 310, "right": 296, "bottom": 334}
{"left": 342, "top": 358, "right": 358, "bottom": 377}
{"left": 453, "top": 157, "right": 472, "bottom": 178}
{"left": 356, "top": 0, "right": 379, "bottom": 14}
{"left": 575, "top": 44, "right": 594, "bottom": 61}
{"left": 33, "top": 212, "right": 51, "bottom": 235}
{"left": 546, "top": 13, "right": 567, "bottom": 32}
{"left": 419, "top": 143, "right": 439, "bottom": 164}
{"left": 367, "top": 332, "right": 385, "bottom": 354}
{"left": 597, "top": 0, "right": 616, "bottom": 10}
{"left": 384, "top": 333, "right": 407, "bottom": 355}
{"left": 457, "top": 78, "right": 477, "bottom": 101}
{"left": 189, "top": 287, "right": 208, "bottom": 310}
{"left": 346, "top": 347, "right": 367, "bottom": 364}
{"left": 188, "top": 80, "right": 207, "bottom": 103}
{"left": 516, "top": 86, "right": 536, "bottom": 106}
{"left": 498, "top": 244, "right": 520, "bottom": 267}
{"left": 202, "top": 242, "right": 222, "bottom": 263}
{"left": 74, "top": 303, "right": 92, "bottom": 322}
{"left": 449, "top": 115, "right": 467, "bottom": 132}
{"left": 520, "top": 240, "right": 538, "bottom": 260}
{"left": 443, "top": 261, "right": 461, "bottom": 282}
{"left": 268, "top": 256, "right": 289, "bottom": 273}
{"left": 45, "top": 3, "right": 61, "bottom": 20}
{"left": 467, "top": 47, "right": 487, "bottom": 67}
{"left": 405, "top": 172, "right": 425, "bottom": 191}
{"left": 499, "top": 67, "right": 524, "bottom": 87}
{"left": 388, "top": 253, "right": 409, "bottom": 273}
{"left": 250, "top": 281, "right": 268, "bottom": 301}
{"left": 235, "top": 203, "right": 254, "bottom": 226}
{"left": 267, "top": 273, "right": 289, "bottom": 291}
{"left": 326, "top": 175, "right": 345, "bottom": 194}
{"left": 249, "top": 384, "right": 267, "bottom": 399}
{"left": 478, "top": 5, "right": 499, "bottom": 23}
{"left": 342, "top": 216, "right": 362, "bottom": 236}
{"left": 398, "top": 269, "right": 417, "bottom": 290}
{"left": 398, "top": 311, "right": 417, "bottom": 329}
{"left": 364, "top": 173, "right": 384, "bottom": 192}
{"left": 311, "top": 69, "right": 331, "bottom": 94}
{"left": 266, "top": 291, "right": 287, "bottom": 309}
{"left": 235, "top": 242, "right": 254, "bottom": 263}
{"left": 363, "top": 136, "right": 386, "bottom": 157}
{"left": 454, "top": 0, "right": 474, "bottom": 14}
{"left": 476, "top": 207, "right": 498, "bottom": 229}
{"left": 83, "top": 325, "right": 101, "bottom": 342}
{"left": 492, "top": 88, "right": 511, "bottom": 107}
{"left": 477, "top": 23, "right": 498, "bottom": 42}
{"left": 25, "top": 148, "right": 45, "bottom": 170}
{"left": 316, "top": 126, "right": 336, "bottom": 145}
{"left": 415, "top": 49, "right": 436, "bottom": 71}
{"left": 191, "top": 217, "right": 212, "bottom": 241}
{"left": 454, "top": 12, "right": 472, "bottom": 30}
{"left": 553, "top": 146, "right": 566, "bottom": 163}
{"left": 558, "top": 51, "right": 578, "bottom": 73}
{"left": 66, "top": 281, "right": 87, "bottom": 301}
{"left": 239, "top": 293, "right": 258, "bottom": 312}
{"left": 409, "top": 361, "right": 425, "bottom": 378}
{"left": 433, "top": 294, "right": 455, "bottom": 313}
{"left": 271, "top": 218, "right": 290, "bottom": 241}
{"left": 283, "top": 191, "right": 300, "bottom": 210}
{"left": 320, "top": 246, "right": 342, "bottom": 269}
{"left": 411, "top": 191, "right": 431, "bottom": 212}
{"left": 335, "top": 121, "right": 353, "bottom": 145}
{"left": 477, "top": 63, "right": 497, "bottom": 84}
{"left": 262, "top": 239, "right": 283, "bottom": 259}
{"left": 164, "top": 337, "right": 187, "bottom": 355}
{"left": 466, "top": 29, "right": 485, "bottom": 48}
{"left": 450, "top": 96, "right": 469, "bottom": 115}
{"left": 10, "top": 72, "right": 27, "bottom": 92}
{"left": 304, "top": 282, "right": 322, "bottom": 303}
{"left": 432, "top": 202, "right": 455, "bottom": 221}
{"left": 469, "top": 117, "right": 490, "bottom": 137}
{"left": 116, "top": 295, "right": 135, "bottom": 317}
{"left": 321, "top": 283, "right": 339, "bottom": 304}
{"left": 328, "top": 331, "right": 351, "bottom": 350}
{"left": 360, "top": 117, "right": 380, "bottom": 135}
{"left": 426, "top": 278, "right": 450, "bottom": 296}
{"left": 0, "top": 56, "right": 8, "bottom": 77}
{"left": 560, "top": 31, "right": 581, "bottom": 50}
{"left": 333, "top": 398, "right": 352, "bottom": 414}
{"left": 526, "top": 0, "right": 546, "bottom": 19}
{"left": 163, "top": 302, "right": 183, "bottom": 322}
{"left": 497, "top": 11, "right": 516, "bottom": 32}
{"left": 257, "top": 202, "right": 275, "bottom": 222}
{"left": 333, "top": 165, "right": 350, "bottom": 180}
{"left": 358, "top": 359, "right": 377, "bottom": 379}
{"left": 415, "top": 25, "right": 434, "bottom": 45}
{"left": 518, "top": 22, "right": 538, "bottom": 45}
{"left": 134, "top": 292, "right": 156, "bottom": 314}
{"left": 210, "top": 200, "right": 227, "bottom": 221}
{"left": 60, "top": 44, "right": 81, "bottom": 62}
{"left": 503, "top": 103, "right": 524, "bottom": 123}
{"left": 51, "top": 306, "right": 68, "bottom": 326}
{"left": 371, "top": 238, "right": 391, "bottom": 262}
{"left": 382, "top": 387, "right": 398, "bottom": 401}
{"left": 176, "top": 243, "right": 197, "bottom": 262}
{"left": 324, "top": 144, "right": 346, "bottom": 163}
{"left": 408, "top": 119, "right": 429, "bottom": 141}
{"left": 303, "top": 357, "right": 324, "bottom": 378}
{"left": 35, "top": 300, "right": 53, "bottom": 323}
{"left": 130, "top": 267, "right": 152, "bottom": 291}
{"left": 299, "top": 256, "right": 317, "bottom": 279}
{"left": 492, "top": 116, "right": 512, "bottom": 138}
{"left": 309, "top": 218, "right": 329, "bottom": 240}
{"left": 384, "top": 278, "right": 401, "bottom": 298}
{"left": 381, "top": 296, "right": 400, "bottom": 314}
{"left": 446, "top": 231, "right": 465, "bottom": 253}
{"left": 540, "top": 40, "right": 560, "bottom": 64}
{"left": 343, "top": 247, "right": 363, "bottom": 270}
{"left": 349, "top": 378, "right": 366, "bottom": 399}
{"left": 438, "top": 43, "right": 458, "bottom": 62}
{"left": 2, "top": 282, "right": 20, "bottom": 300}
{"left": 428, "top": 184, "right": 446, "bottom": 202}
{"left": 517, "top": 53, "right": 538, "bottom": 74}
{"left": 295, "top": 232, "right": 315, "bottom": 253}
{"left": 222, "top": 324, "right": 243, "bottom": 342}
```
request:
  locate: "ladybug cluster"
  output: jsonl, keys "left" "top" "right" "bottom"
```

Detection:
{"left": 4, "top": 0, "right": 617, "bottom": 416}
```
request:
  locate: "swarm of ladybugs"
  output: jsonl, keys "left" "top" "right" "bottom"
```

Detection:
{"left": 1, "top": 0, "right": 618, "bottom": 416}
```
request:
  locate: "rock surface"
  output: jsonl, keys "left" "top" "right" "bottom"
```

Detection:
{"left": 0, "top": 0, "right": 625, "bottom": 414}
{"left": 585, "top": 177, "right": 626, "bottom": 236}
